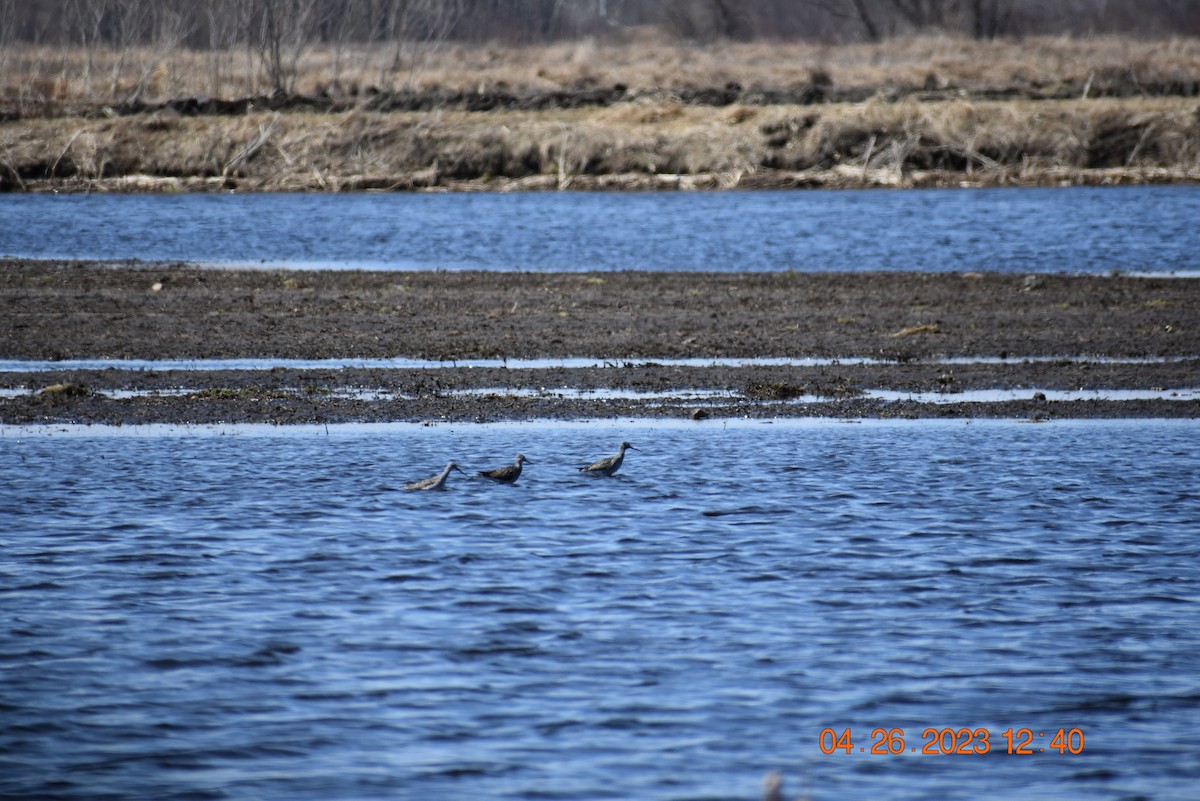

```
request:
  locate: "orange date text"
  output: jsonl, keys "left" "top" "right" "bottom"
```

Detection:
{"left": 818, "top": 727, "right": 1085, "bottom": 756}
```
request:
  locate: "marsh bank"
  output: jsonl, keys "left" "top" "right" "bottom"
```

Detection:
{"left": 2, "top": 261, "right": 1196, "bottom": 424}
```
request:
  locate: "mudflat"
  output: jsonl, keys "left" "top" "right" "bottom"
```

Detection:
{"left": 2, "top": 260, "right": 1197, "bottom": 423}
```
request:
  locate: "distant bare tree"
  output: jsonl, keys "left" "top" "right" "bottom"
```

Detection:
{"left": 313, "top": 0, "right": 354, "bottom": 90}
{"left": 105, "top": 0, "right": 155, "bottom": 99}
{"left": 250, "top": 0, "right": 320, "bottom": 95}
{"left": 127, "top": 6, "right": 192, "bottom": 103}
{"left": 1, "top": 0, "right": 1197, "bottom": 51}
{"left": 202, "top": 0, "right": 242, "bottom": 97}
{"left": 847, "top": 0, "right": 883, "bottom": 40}
{"left": 886, "top": 0, "right": 956, "bottom": 29}
{"left": 0, "top": 0, "right": 16, "bottom": 55}
{"left": 1147, "top": 0, "right": 1200, "bottom": 35}
{"left": 66, "top": 0, "right": 108, "bottom": 81}
{"left": 374, "top": 0, "right": 464, "bottom": 88}
{"left": 803, "top": 0, "right": 882, "bottom": 40}
{"left": 977, "top": 0, "right": 1009, "bottom": 34}
{"left": 0, "top": 0, "right": 17, "bottom": 110}
{"left": 661, "top": 0, "right": 752, "bottom": 41}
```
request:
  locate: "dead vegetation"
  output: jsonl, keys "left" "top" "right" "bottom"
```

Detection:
{"left": 3, "top": 95, "right": 1195, "bottom": 192}
{"left": 744, "top": 380, "right": 864, "bottom": 400}
{"left": 4, "top": 35, "right": 1200, "bottom": 114}
{"left": 188, "top": 386, "right": 291, "bottom": 400}
{"left": 37, "top": 382, "right": 95, "bottom": 401}
{"left": 1, "top": 35, "right": 1199, "bottom": 191}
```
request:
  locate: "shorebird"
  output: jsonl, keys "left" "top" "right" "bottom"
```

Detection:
{"left": 578, "top": 441, "right": 639, "bottom": 476}
{"left": 405, "top": 461, "right": 467, "bottom": 491}
{"left": 479, "top": 453, "right": 531, "bottom": 484}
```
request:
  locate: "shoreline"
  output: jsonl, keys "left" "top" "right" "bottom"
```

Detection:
{"left": 14, "top": 166, "right": 1200, "bottom": 195}
{"left": 2, "top": 260, "right": 1197, "bottom": 424}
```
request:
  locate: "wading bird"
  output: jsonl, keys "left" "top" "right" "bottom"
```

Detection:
{"left": 479, "top": 453, "right": 531, "bottom": 484}
{"left": 578, "top": 441, "right": 639, "bottom": 476}
{"left": 405, "top": 461, "right": 468, "bottom": 491}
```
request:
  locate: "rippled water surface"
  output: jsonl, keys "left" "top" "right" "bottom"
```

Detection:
{"left": 3, "top": 419, "right": 1199, "bottom": 801}
{"left": 2, "top": 186, "right": 1198, "bottom": 272}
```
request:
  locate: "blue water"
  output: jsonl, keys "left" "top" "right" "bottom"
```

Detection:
{"left": 2, "top": 419, "right": 1198, "bottom": 801}
{"left": 2, "top": 186, "right": 1198, "bottom": 273}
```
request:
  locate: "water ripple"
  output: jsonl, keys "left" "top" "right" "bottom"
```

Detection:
{"left": 1, "top": 420, "right": 1198, "bottom": 800}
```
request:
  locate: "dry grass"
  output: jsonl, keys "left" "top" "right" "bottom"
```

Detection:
{"left": 3, "top": 96, "right": 1196, "bottom": 192}
{"left": 37, "top": 382, "right": 93, "bottom": 401}
{"left": 3, "top": 34, "right": 1200, "bottom": 113}
{"left": 2, "top": 34, "right": 1198, "bottom": 191}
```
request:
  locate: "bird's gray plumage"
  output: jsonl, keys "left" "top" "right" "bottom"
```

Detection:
{"left": 479, "top": 453, "right": 531, "bottom": 483}
{"left": 405, "top": 461, "right": 467, "bottom": 491}
{"left": 578, "top": 441, "right": 639, "bottom": 476}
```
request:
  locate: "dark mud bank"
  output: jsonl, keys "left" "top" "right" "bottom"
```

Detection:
{"left": 2, "top": 261, "right": 1197, "bottom": 424}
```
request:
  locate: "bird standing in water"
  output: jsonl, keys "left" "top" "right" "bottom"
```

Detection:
{"left": 405, "top": 461, "right": 467, "bottom": 491}
{"left": 578, "top": 441, "right": 639, "bottom": 476}
{"left": 479, "top": 453, "right": 531, "bottom": 484}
